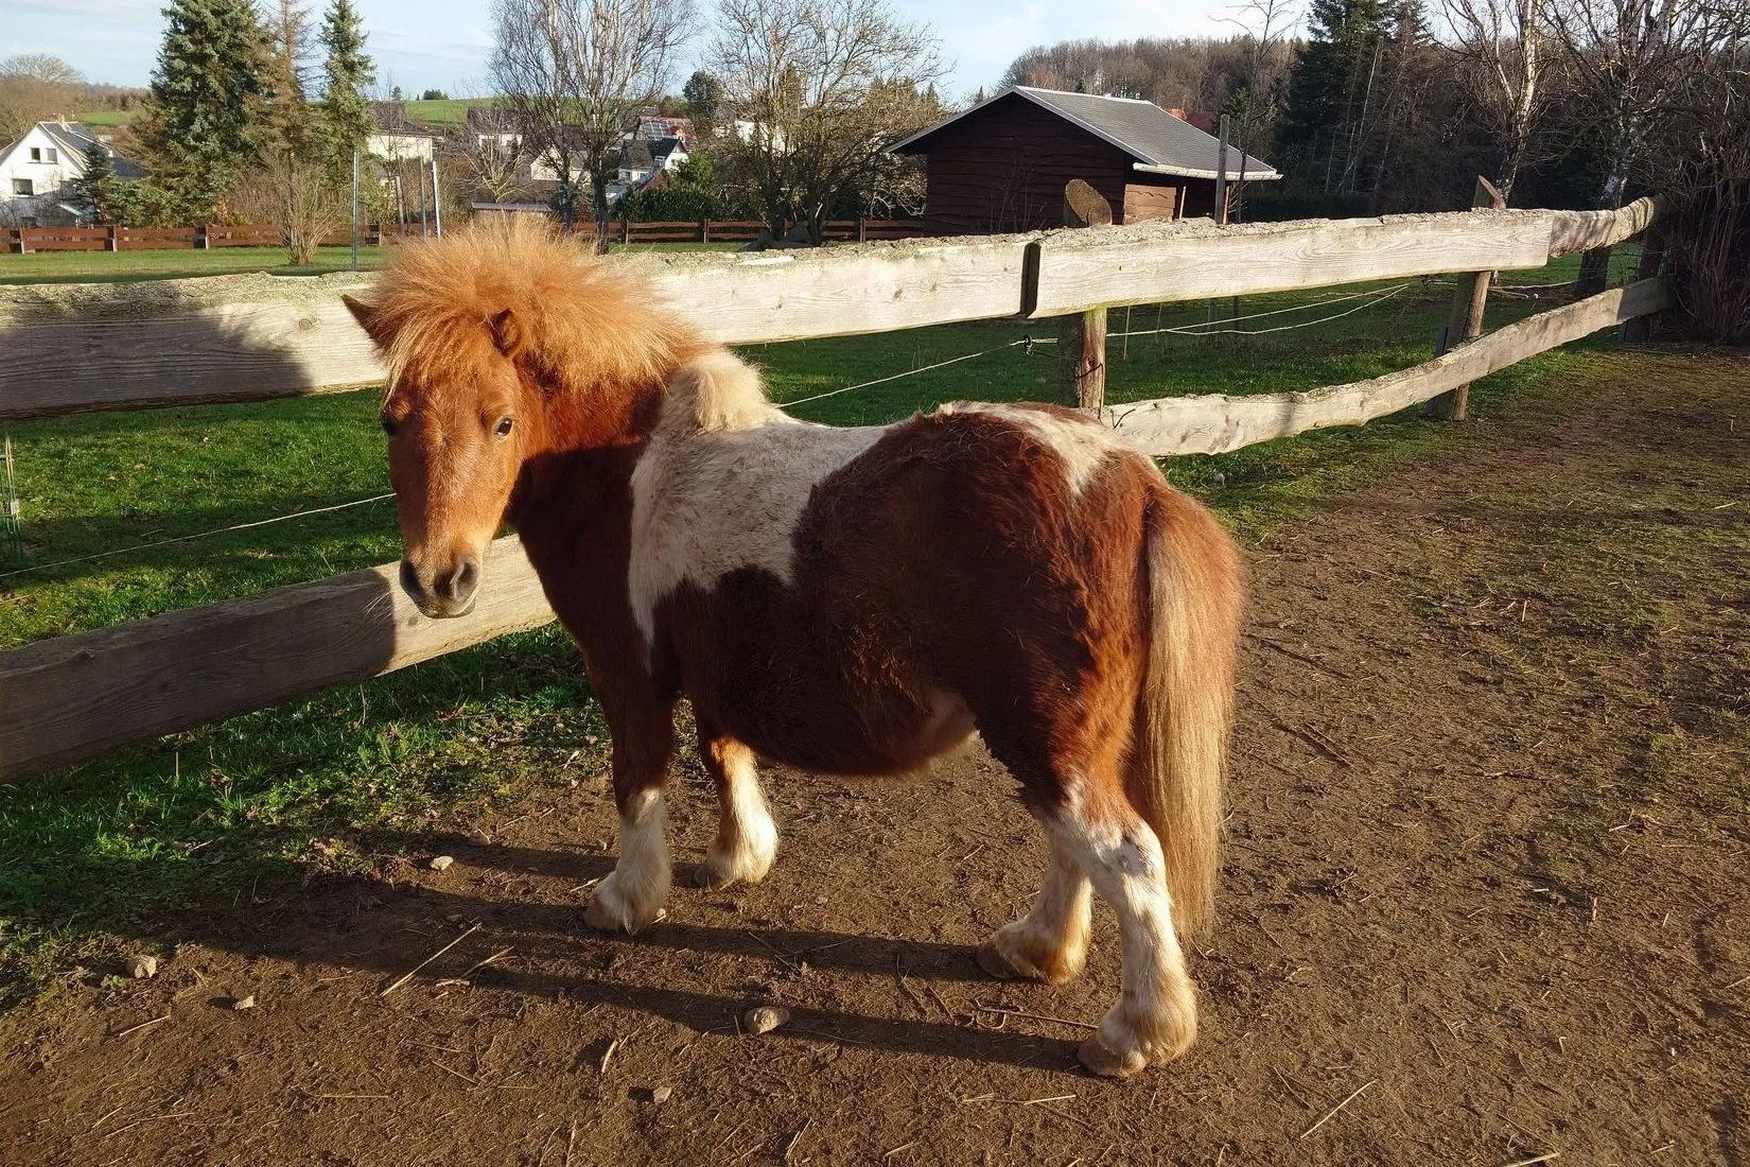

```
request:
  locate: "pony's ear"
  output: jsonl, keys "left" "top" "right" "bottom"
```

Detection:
{"left": 341, "top": 294, "right": 393, "bottom": 349}
{"left": 488, "top": 308, "right": 524, "bottom": 358}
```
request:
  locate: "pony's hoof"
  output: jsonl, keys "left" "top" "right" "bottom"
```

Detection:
{"left": 1078, "top": 1035, "right": 1149, "bottom": 1079}
{"left": 976, "top": 930, "right": 1084, "bottom": 985}
{"left": 976, "top": 937, "right": 1036, "bottom": 981}
{"left": 703, "top": 827, "right": 776, "bottom": 891}
{"left": 584, "top": 874, "right": 665, "bottom": 933}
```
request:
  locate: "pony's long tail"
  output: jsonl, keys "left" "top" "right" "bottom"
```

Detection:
{"left": 1124, "top": 487, "right": 1246, "bottom": 939}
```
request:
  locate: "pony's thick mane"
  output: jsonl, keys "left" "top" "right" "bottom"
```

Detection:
{"left": 357, "top": 217, "right": 703, "bottom": 397}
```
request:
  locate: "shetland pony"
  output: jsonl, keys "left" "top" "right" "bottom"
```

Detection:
{"left": 342, "top": 220, "right": 1245, "bottom": 1078}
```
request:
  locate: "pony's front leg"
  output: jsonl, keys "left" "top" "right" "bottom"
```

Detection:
{"left": 584, "top": 698, "right": 676, "bottom": 933}
{"left": 698, "top": 728, "right": 777, "bottom": 890}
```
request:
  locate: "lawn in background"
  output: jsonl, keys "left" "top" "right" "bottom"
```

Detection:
{"left": 0, "top": 245, "right": 384, "bottom": 285}
{"left": 0, "top": 244, "right": 1646, "bottom": 1004}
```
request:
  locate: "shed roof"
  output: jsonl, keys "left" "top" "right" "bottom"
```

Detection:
{"left": 893, "top": 86, "right": 1279, "bottom": 181}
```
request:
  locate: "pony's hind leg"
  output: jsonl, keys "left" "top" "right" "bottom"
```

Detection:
{"left": 584, "top": 696, "right": 676, "bottom": 933}
{"left": 1052, "top": 797, "right": 1198, "bottom": 1077}
{"left": 977, "top": 840, "right": 1091, "bottom": 985}
{"left": 698, "top": 728, "right": 777, "bottom": 890}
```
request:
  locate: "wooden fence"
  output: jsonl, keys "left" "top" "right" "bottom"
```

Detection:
{"left": 2, "top": 218, "right": 925, "bottom": 255}
{"left": 0, "top": 198, "right": 1662, "bottom": 778}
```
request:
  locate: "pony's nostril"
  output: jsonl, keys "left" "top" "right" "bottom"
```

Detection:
{"left": 398, "top": 559, "right": 422, "bottom": 599}
{"left": 443, "top": 559, "right": 480, "bottom": 604}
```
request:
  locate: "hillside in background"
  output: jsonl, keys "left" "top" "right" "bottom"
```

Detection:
{"left": 67, "top": 97, "right": 496, "bottom": 131}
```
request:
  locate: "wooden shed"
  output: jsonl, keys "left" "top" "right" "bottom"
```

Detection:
{"left": 892, "top": 86, "right": 1280, "bottom": 236}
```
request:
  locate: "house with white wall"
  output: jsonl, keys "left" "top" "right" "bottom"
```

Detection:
{"left": 0, "top": 121, "right": 143, "bottom": 226}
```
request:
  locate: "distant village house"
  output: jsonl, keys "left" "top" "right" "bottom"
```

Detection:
{"left": 0, "top": 121, "right": 142, "bottom": 226}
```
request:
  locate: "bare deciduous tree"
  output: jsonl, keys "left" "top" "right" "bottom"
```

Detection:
{"left": 232, "top": 150, "right": 346, "bottom": 264}
{"left": 1545, "top": 0, "right": 1750, "bottom": 286}
{"left": 0, "top": 54, "right": 83, "bottom": 141}
{"left": 1439, "top": 0, "right": 1551, "bottom": 200}
{"left": 469, "top": 136, "right": 529, "bottom": 205}
{"left": 490, "top": 0, "right": 692, "bottom": 246}
{"left": 710, "top": 0, "right": 946, "bottom": 243}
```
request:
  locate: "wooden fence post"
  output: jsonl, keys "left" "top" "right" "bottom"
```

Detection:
{"left": 699, "top": 218, "right": 709, "bottom": 243}
{"left": 106, "top": 226, "right": 118, "bottom": 252}
{"left": 1056, "top": 179, "right": 1113, "bottom": 414}
{"left": 1426, "top": 175, "right": 1506, "bottom": 421}
{"left": 1620, "top": 232, "right": 1664, "bottom": 342}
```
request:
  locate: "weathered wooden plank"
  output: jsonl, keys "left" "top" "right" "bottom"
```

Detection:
{"left": 1104, "top": 279, "right": 1667, "bottom": 456}
{"left": 1031, "top": 209, "right": 1563, "bottom": 316}
{"left": 0, "top": 535, "right": 554, "bottom": 779}
{"left": 0, "top": 233, "right": 1038, "bottom": 420}
{"left": 1546, "top": 197, "right": 1660, "bottom": 258}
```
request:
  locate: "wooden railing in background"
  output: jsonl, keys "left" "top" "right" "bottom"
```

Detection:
{"left": 0, "top": 197, "right": 1663, "bottom": 777}
{"left": 1, "top": 218, "right": 926, "bottom": 255}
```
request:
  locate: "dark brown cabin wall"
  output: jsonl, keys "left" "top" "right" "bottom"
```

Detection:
{"left": 905, "top": 94, "right": 1134, "bottom": 234}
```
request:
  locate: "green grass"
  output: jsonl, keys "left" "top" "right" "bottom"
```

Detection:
{"left": 0, "top": 246, "right": 384, "bottom": 285}
{"left": 0, "top": 246, "right": 1645, "bottom": 1005}
{"left": 0, "top": 240, "right": 747, "bottom": 285}
{"left": 399, "top": 97, "right": 494, "bottom": 124}
{"left": 72, "top": 109, "right": 139, "bottom": 128}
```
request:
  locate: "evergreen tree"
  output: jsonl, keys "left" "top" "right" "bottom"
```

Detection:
{"left": 318, "top": 0, "right": 375, "bottom": 173}
{"left": 137, "top": 0, "right": 273, "bottom": 218}
{"left": 683, "top": 70, "right": 722, "bottom": 121}
{"left": 69, "top": 142, "right": 122, "bottom": 223}
{"left": 1275, "top": 0, "right": 1389, "bottom": 194}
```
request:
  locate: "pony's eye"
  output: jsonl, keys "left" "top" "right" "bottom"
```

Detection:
{"left": 494, "top": 417, "right": 515, "bottom": 438}
{"left": 380, "top": 416, "right": 397, "bottom": 436}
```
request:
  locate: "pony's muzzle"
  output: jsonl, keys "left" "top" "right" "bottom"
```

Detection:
{"left": 399, "top": 555, "right": 481, "bottom": 619}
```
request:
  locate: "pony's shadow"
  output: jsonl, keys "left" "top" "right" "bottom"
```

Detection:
{"left": 166, "top": 834, "right": 1084, "bottom": 1075}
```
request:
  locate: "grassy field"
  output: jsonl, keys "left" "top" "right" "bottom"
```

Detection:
{"left": 398, "top": 97, "right": 494, "bottom": 124}
{"left": 0, "top": 245, "right": 383, "bottom": 285}
{"left": 0, "top": 240, "right": 745, "bottom": 285}
{"left": 0, "top": 247, "right": 1643, "bottom": 1002}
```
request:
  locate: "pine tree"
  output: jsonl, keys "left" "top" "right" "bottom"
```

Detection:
{"left": 1276, "top": 0, "right": 1389, "bottom": 194}
{"left": 318, "top": 0, "right": 375, "bottom": 174}
{"left": 69, "top": 142, "right": 122, "bottom": 223}
{"left": 137, "top": 0, "right": 273, "bottom": 219}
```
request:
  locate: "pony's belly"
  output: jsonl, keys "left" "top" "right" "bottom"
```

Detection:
{"left": 717, "top": 680, "right": 976, "bottom": 778}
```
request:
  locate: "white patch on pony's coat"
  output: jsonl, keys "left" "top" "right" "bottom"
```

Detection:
{"left": 707, "top": 750, "right": 777, "bottom": 886}
{"left": 1049, "top": 803, "right": 1195, "bottom": 1070}
{"left": 586, "top": 789, "right": 671, "bottom": 932}
{"left": 936, "top": 402, "right": 1116, "bottom": 497}
{"left": 629, "top": 352, "right": 888, "bottom": 647}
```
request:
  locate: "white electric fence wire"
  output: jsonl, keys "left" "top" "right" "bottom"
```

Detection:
{"left": 0, "top": 492, "right": 396, "bottom": 582}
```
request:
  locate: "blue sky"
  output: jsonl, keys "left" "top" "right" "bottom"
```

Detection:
{"left": 8, "top": 0, "right": 1250, "bottom": 103}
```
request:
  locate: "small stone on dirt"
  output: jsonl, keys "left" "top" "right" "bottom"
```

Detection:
{"left": 125, "top": 954, "right": 158, "bottom": 979}
{"left": 651, "top": 1085, "right": 672, "bottom": 1104}
{"left": 429, "top": 855, "right": 454, "bottom": 872}
{"left": 231, "top": 995, "right": 256, "bottom": 1011}
{"left": 742, "top": 1005, "right": 790, "bottom": 1036}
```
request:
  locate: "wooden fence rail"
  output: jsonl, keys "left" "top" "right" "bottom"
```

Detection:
{"left": 0, "top": 198, "right": 1663, "bottom": 777}
{"left": 0, "top": 199, "right": 1657, "bottom": 422}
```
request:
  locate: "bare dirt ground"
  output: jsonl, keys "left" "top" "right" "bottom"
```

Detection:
{"left": 2, "top": 350, "right": 1746, "bottom": 1167}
